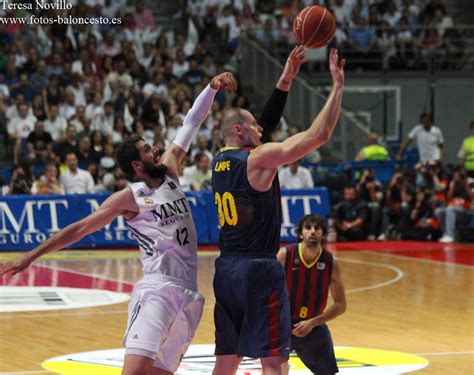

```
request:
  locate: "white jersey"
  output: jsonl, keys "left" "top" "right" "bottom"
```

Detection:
{"left": 126, "top": 175, "right": 198, "bottom": 288}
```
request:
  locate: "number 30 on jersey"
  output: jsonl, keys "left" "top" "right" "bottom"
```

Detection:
{"left": 214, "top": 191, "right": 238, "bottom": 227}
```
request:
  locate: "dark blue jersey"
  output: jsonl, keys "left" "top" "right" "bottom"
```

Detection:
{"left": 284, "top": 244, "right": 333, "bottom": 323}
{"left": 212, "top": 147, "right": 281, "bottom": 255}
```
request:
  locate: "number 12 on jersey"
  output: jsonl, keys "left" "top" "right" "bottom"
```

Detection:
{"left": 176, "top": 227, "right": 189, "bottom": 246}
{"left": 215, "top": 191, "right": 238, "bottom": 227}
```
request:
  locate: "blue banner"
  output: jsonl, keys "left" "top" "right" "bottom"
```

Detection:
{"left": 0, "top": 188, "right": 330, "bottom": 251}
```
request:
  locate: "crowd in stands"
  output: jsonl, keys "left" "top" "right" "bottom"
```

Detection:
{"left": 331, "top": 117, "right": 474, "bottom": 243}
{"left": 0, "top": 0, "right": 472, "bottom": 243}
{"left": 185, "top": 0, "right": 469, "bottom": 71}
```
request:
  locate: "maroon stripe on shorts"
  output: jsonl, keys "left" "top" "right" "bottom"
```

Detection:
{"left": 268, "top": 290, "right": 280, "bottom": 356}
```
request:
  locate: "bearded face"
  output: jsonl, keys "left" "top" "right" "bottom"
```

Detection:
{"left": 143, "top": 160, "right": 168, "bottom": 180}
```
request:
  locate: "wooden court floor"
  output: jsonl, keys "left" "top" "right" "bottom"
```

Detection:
{"left": 0, "top": 242, "right": 473, "bottom": 374}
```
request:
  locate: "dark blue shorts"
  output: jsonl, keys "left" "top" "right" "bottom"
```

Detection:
{"left": 213, "top": 254, "right": 291, "bottom": 358}
{"left": 291, "top": 324, "right": 338, "bottom": 374}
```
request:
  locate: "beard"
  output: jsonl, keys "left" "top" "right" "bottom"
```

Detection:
{"left": 143, "top": 161, "right": 168, "bottom": 179}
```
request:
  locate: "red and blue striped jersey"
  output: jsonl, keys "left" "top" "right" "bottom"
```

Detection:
{"left": 284, "top": 243, "right": 333, "bottom": 323}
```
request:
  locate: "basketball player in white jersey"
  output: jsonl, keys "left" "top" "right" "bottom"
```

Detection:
{"left": 0, "top": 72, "right": 237, "bottom": 375}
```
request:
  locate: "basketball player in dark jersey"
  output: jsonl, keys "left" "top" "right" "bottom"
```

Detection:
{"left": 277, "top": 214, "right": 346, "bottom": 375}
{"left": 211, "top": 48, "right": 345, "bottom": 375}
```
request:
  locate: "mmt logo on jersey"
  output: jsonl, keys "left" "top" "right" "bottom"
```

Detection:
{"left": 151, "top": 197, "right": 191, "bottom": 226}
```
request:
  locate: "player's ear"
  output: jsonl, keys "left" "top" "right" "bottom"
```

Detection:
{"left": 233, "top": 123, "right": 242, "bottom": 135}
{"left": 131, "top": 160, "right": 143, "bottom": 172}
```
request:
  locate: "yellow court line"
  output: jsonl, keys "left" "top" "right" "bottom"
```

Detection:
{"left": 0, "top": 249, "right": 221, "bottom": 261}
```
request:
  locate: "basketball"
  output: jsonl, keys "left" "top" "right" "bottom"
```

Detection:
{"left": 293, "top": 5, "right": 336, "bottom": 49}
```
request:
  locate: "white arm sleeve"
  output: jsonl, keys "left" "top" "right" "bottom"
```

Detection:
{"left": 173, "top": 84, "right": 218, "bottom": 152}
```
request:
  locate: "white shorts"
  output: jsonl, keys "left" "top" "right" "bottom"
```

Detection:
{"left": 123, "top": 280, "right": 205, "bottom": 372}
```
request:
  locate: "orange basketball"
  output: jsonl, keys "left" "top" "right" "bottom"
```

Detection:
{"left": 293, "top": 5, "right": 336, "bottom": 49}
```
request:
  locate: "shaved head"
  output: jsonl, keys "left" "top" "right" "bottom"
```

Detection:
{"left": 220, "top": 108, "right": 248, "bottom": 141}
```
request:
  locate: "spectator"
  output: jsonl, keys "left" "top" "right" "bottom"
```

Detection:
{"left": 378, "top": 171, "right": 414, "bottom": 240}
{"left": 55, "top": 124, "right": 79, "bottom": 163}
{"left": 334, "top": 185, "right": 368, "bottom": 241}
{"left": 397, "top": 112, "right": 444, "bottom": 163}
{"left": 332, "top": 0, "right": 354, "bottom": 26}
{"left": 100, "top": 143, "right": 116, "bottom": 173}
{"left": 31, "top": 163, "right": 63, "bottom": 195}
{"left": 382, "top": 1, "right": 401, "bottom": 27}
{"left": 191, "top": 135, "right": 214, "bottom": 162}
{"left": 441, "top": 16, "right": 466, "bottom": 69}
{"left": 433, "top": 7, "right": 453, "bottom": 37}
{"left": 44, "top": 104, "right": 67, "bottom": 142}
{"left": 138, "top": 42, "right": 156, "bottom": 69}
{"left": 191, "top": 153, "right": 212, "bottom": 191}
{"left": 31, "top": 94, "right": 47, "bottom": 121}
{"left": 279, "top": 159, "right": 314, "bottom": 189}
{"left": 208, "top": 127, "right": 224, "bottom": 155}
{"left": 399, "top": 187, "right": 440, "bottom": 241}
{"left": 7, "top": 163, "right": 33, "bottom": 195}
{"left": 177, "top": 159, "right": 193, "bottom": 192}
{"left": 27, "top": 121, "right": 54, "bottom": 164}
{"left": 141, "top": 94, "right": 167, "bottom": 129}
{"left": 142, "top": 72, "right": 168, "bottom": 99}
{"left": 458, "top": 121, "right": 474, "bottom": 178}
{"left": 435, "top": 167, "right": 473, "bottom": 243}
{"left": 101, "top": 31, "right": 121, "bottom": 57}
{"left": 103, "top": 164, "right": 128, "bottom": 193}
{"left": 172, "top": 49, "right": 189, "bottom": 79}
{"left": 10, "top": 73, "right": 36, "bottom": 103}
{"left": 131, "top": 119, "right": 154, "bottom": 145}
{"left": 415, "top": 161, "right": 447, "bottom": 196}
{"left": 357, "top": 169, "right": 384, "bottom": 240}
{"left": 60, "top": 151, "right": 95, "bottom": 194}
{"left": 110, "top": 116, "right": 130, "bottom": 145}
{"left": 67, "top": 74, "right": 87, "bottom": 107}
{"left": 201, "top": 54, "right": 217, "bottom": 77}
{"left": 44, "top": 75, "right": 63, "bottom": 106}
{"left": 417, "top": 17, "right": 442, "bottom": 60}
{"left": 77, "top": 135, "right": 101, "bottom": 168}
{"left": 132, "top": 0, "right": 155, "bottom": 31}
{"left": 7, "top": 102, "right": 37, "bottom": 164}
{"left": 92, "top": 101, "right": 115, "bottom": 136}
{"left": 123, "top": 95, "right": 141, "bottom": 131}
{"left": 30, "top": 60, "right": 50, "bottom": 93}
{"left": 393, "top": 16, "right": 420, "bottom": 66}
{"left": 346, "top": 16, "right": 379, "bottom": 59}
{"left": 104, "top": 57, "right": 133, "bottom": 102}
{"left": 85, "top": 92, "right": 104, "bottom": 122}
{"left": 253, "top": 17, "right": 279, "bottom": 51}
{"left": 181, "top": 57, "right": 205, "bottom": 89}
{"left": 59, "top": 90, "right": 76, "bottom": 120}
{"left": 356, "top": 131, "right": 390, "bottom": 161}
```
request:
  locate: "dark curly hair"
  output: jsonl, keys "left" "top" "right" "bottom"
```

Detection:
{"left": 296, "top": 214, "right": 327, "bottom": 242}
{"left": 115, "top": 134, "right": 144, "bottom": 179}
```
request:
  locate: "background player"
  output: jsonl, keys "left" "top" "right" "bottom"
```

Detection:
{"left": 277, "top": 214, "right": 346, "bottom": 375}
{"left": 211, "top": 48, "right": 345, "bottom": 375}
{"left": 0, "top": 73, "right": 236, "bottom": 375}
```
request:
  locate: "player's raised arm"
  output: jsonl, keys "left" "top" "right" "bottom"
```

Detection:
{"left": 0, "top": 188, "right": 137, "bottom": 276}
{"left": 260, "top": 45, "right": 309, "bottom": 143}
{"left": 250, "top": 49, "right": 345, "bottom": 171}
{"left": 162, "top": 72, "right": 237, "bottom": 179}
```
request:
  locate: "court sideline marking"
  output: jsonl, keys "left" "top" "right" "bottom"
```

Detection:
{"left": 362, "top": 250, "right": 474, "bottom": 269}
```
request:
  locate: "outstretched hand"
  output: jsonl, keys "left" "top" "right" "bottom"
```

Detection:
{"left": 281, "top": 45, "right": 309, "bottom": 82}
{"left": 329, "top": 48, "right": 345, "bottom": 88}
{"left": 210, "top": 72, "right": 237, "bottom": 91}
{"left": 0, "top": 253, "right": 33, "bottom": 277}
